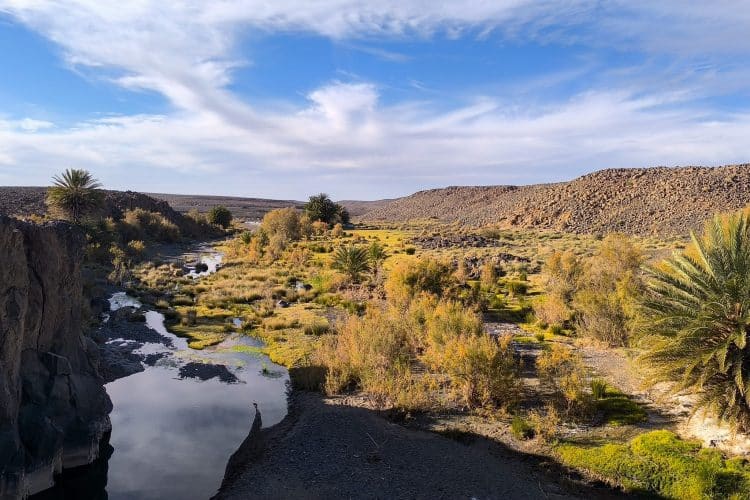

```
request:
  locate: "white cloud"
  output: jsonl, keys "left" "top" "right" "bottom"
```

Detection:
{"left": 2, "top": 83, "right": 750, "bottom": 198}
{"left": 0, "top": 1, "right": 749, "bottom": 198}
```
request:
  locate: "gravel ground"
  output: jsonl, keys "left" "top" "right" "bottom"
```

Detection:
{"left": 214, "top": 392, "right": 624, "bottom": 500}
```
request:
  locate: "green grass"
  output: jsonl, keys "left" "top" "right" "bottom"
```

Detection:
{"left": 557, "top": 430, "right": 750, "bottom": 499}
{"left": 596, "top": 386, "right": 648, "bottom": 426}
{"left": 511, "top": 415, "right": 535, "bottom": 440}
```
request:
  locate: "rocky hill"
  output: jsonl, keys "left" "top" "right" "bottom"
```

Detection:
{"left": 0, "top": 187, "right": 219, "bottom": 237}
{"left": 362, "top": 165, "right": 750, "bottom": 235}
{"left": 149, "top": 193, "right": 303, "bottom": 221}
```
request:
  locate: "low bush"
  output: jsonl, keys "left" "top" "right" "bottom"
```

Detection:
{"left": 590, "top": 379, "right": 608, "bottom": 399}
{"left": 384, "top": 258, "right": 456, "bottom": 305}
{"left": 536, "top": 344, "right": 587, "bottom": 411}
{"left": 207, "top": 205, "right": 232, "bottom": 228}
{"left": 557, "top": 430, "right": 750, "bottom": 498}
{"left": 303, "top": 322, "right": 330, "bottom": 336}
{"left": 511, "top": 415, "right": 535, "bottom": 440}
{"left": 121, "top": 208, "right": 181, "bottom": 243}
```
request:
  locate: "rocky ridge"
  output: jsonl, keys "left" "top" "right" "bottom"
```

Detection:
{"left": 363, "top": 164, "right": 750, "bottom": 235}
{"left": 0, "top": 187, "right": 219, "bottom": 238}
{"left": 0, "top": 216, "right": 112, "bottom": 498}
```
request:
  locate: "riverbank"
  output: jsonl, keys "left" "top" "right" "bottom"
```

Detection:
{"left": 214, "top": 391, "right": 624, "bottom": 500}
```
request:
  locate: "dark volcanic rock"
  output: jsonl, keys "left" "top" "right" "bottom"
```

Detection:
{"left": 0, "top": 217, "right": 112, "bottom": 498}
{"left": 179, "top": 362, "right": 239, "bottom": 384}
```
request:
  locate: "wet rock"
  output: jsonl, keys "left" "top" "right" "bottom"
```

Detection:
{"left": 0, "top": 217, "right": 112, "bottom": 499}
{"left": 178, "top": 362, "right": 239, "bottom": 384}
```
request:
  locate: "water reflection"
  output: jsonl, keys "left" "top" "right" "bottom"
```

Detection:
{"left": 104, "top": 361, "right": 287, "bottom": 500}
{"left": 37, "top": 271, "right": 288, "bottom": 499}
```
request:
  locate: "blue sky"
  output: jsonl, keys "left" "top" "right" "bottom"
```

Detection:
{"left": 1, "top": 2, "right": 749, "bottom": 200}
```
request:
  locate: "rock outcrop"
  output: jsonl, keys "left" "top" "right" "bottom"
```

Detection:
{"left": 0, "top": 216, "right": 112, "bottom": 498}
{"left": 363, "top": 164, "right": 750, "bottom": 235}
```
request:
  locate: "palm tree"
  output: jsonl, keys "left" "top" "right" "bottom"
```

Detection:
{"left": 332, "top": 245, "right": 370, "bottom": 283}
{"left": 640, "top": 211, "right": 750, "bottom": 430}
{"left": 46, "top": 169, "right": 104, "bottom": 224}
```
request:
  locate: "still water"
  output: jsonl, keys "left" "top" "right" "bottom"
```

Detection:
{"left": 34, "top": 250, "right": 289, "bottom": 500}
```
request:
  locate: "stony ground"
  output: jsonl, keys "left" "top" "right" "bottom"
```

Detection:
{"left": 215, "top": 392, "right": 625, "bottom": 500}
{"left": 363, "top": 164, "right": 750, "bottom": 235}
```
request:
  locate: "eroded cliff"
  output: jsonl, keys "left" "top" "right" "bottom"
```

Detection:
{"left": 0, "top": 216, "right": 112, "bottom": 498}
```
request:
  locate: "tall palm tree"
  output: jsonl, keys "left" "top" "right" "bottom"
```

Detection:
{"left": 46, "top": 169, "right": 104, "bottom": 224}
{"left": 332, "top": 245, "right": 370, "bottom": 283}
{"left": 640, "top": 211, "right": 750, "bottom": 430}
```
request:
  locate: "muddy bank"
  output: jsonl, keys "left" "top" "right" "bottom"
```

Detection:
{"left": 215, "top": 391, "right": 624, "bottom": 500}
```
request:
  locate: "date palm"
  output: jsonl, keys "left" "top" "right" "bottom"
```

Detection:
{"left": 332, "top": 245, "right": 370, "bottom": 283}
{"left": 640, "top": 211, "right": 750, "bottom": 430}
{"left": 46, "top": 169, "right": 103, "bottom": 224}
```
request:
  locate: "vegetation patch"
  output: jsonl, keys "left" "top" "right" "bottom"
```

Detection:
{"left": 557, "top": 430, "right": 750, "bottom": 499}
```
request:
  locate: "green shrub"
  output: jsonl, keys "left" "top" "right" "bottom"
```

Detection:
{"left": 239, "top": 231, "right": 253, "bottom": 244}
{"left": 547, "top": 323, "right": 563, "bottom": 335}
{"left": 557, "top": 430, "right": 750, "bottom": 498}
{"left": 404, "top": 247, "right": 416, "bottom": 255}
{"left": 505, "top": 280, "right": 527, "bottom": 296}
{"left": 207, "top": 205, "right": 232, "bottom": 228}
{"left": 331, "top": 245, "right": 370, "bottom": 282}
{"left": 511, "top": 415, "right": 535, "bottom": 440}
{"left": 590, "top": 378, "right": 608, "bottom": 399}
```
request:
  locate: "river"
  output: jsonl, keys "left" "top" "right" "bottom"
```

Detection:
{"left": 34, "top": 245, "right": 289, "bottom": 500}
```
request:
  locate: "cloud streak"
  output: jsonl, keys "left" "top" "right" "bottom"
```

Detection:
{"left": 0, "top": 1, "right": 749, "bottom": 198}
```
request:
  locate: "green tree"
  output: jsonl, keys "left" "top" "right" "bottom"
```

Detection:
{"left": 640, "top": 211, "right": 750, "bottom": 430}
{"left": 332, "top": 245, "right": 370, "bottom": 283}
{"left": 304, "top": 193, "right": 348, "bottom": 225}
{"left": 207, "top": 205, "right": 232, "bottom": 228}
{"left": 46, "top": 168, "right": 104, "bottom": 224}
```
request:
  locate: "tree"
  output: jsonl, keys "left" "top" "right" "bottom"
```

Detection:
{"left": 46, "top": 168, "right": 103, "bottom": 224}
{"left": 640, "top": 211, "right": 750, "bottom": 431}
{"left": 304, "top": 193, "right": 349, "bottom": 225}
{"left": 207, "top": 205, "right": 232, "bottom": 228}
{"left": 332, "top": 245, "right": 370, "bottom": 283}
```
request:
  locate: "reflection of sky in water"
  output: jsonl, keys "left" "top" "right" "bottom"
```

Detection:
{"left": 101, "top": 253, "right": 288, "bottom": 500}
{"left": 106, "top": 356, "right": 288, "bottom": 500}
{"left": 186, "top": 246, "right": 224, "bottom": 278}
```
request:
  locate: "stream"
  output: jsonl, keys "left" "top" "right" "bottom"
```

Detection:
{"left": 35, "top": 245, "right": 289, "bottom": 500}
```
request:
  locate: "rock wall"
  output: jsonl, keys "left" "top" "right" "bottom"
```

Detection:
{"left": 0, "top": 216, "right": 112, "bottom": 498}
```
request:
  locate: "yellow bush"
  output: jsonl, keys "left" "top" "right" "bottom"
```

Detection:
{"left": 439, "top": 333, "right": 519, "bottom": 408}
{"left": 384, "top": 258, "right": 455, "bottom": 306}
{"left": 536, "top": 344, "right": 587, "bottom": 410}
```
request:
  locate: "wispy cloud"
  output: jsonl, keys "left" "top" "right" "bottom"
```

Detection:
{"left": 0, "top": 1, "right": 749, "bottom": 198}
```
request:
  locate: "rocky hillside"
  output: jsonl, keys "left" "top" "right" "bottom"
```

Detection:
{"left": 363, "top": 165, "right": 750, "bottom": 235}
{"left": 149, "top": 193, "right": 303, "bottom": 220}
{"left": 0, "top": 187, "right": 219, "bottom": 237}
{"left": 0, "top": 217, "right": 112, "bottom": 498}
